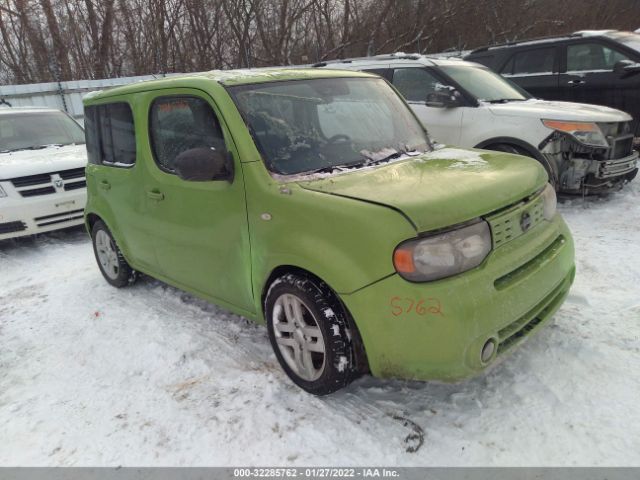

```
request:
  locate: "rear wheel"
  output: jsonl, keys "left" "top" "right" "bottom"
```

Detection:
{"left": 91, "top": 220, "right": 136, "bottom": 288}
{"left": 265, "top": 273, "right": 360, "bottom": 395}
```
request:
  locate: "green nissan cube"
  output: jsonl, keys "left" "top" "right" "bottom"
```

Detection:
{"left": 83, "top": 68, "right": 575, "bottom": 395}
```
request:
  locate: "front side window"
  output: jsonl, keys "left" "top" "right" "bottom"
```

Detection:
{"left": 0, "top": 111, "right": 85, "bottom": 153}
{"left": 392, "top": 68, "right": 445, "bottom": 102}
{"left": 503, "top": 47, "right": 556, "bottom": 75}
{"left": 149, "top": 96, "right": 226, "bottom": 173}
{"left": 84, "top": 103, "right": 136, "bottom": 166}
{"left": 229, "top": 77, "right": 430, "bottom": 175}
{"left": 567, "top": 42, "right": 631, "bottom": 72}
{"left": 440, "top": 65, "right": 529, "bottom": 103}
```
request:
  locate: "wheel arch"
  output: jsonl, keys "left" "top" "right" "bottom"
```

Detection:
{"left": 475, "top": 136, "right": 556, "bottom": 184}
{"left": 261, "top": 264, "right": 370, "bottom": 374}
{"left": 85, "top": 212, "right": 102, "bottom": 234}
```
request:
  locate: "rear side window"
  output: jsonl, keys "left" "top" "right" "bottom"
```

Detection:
{"left": 149, "top": 96, "right": 226, "bottom": 174}
{"left": 502, "top": 47, "right": 556, "bottom": 76}
{"left": 392, "top": 68, "right": 445, "bottom": 102}
{"left": 84, "top": 103, "right": 136, "bottom": 166}
{"left": 567, "top": 42, "right": 631, "bottom": 72}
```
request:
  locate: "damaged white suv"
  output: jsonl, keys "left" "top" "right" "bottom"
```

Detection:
{"left": 0, "top": 107, "right": 87, "bottom": 240}
{"left": 312, "top": 54, "right": 638, "bottom": 194}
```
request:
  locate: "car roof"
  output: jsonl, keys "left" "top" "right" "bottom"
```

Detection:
{"left": 468, "top": 29, "right": 626, "bottom": 54}
{"left": 83, "top": 68, "right": 375, "bottom": 102}
{"left": 310, "top": 52, "right": 473, "bottom": 68}
{"left": 309, "top": 53, "right": 489, "bottom": 71}
{"left": 0, "top": 106, "right": 63, "bottom": 115}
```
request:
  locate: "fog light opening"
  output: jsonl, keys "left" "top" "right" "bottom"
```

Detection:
{"left": 481, "top": 339, "right": 497, "bottom": 364}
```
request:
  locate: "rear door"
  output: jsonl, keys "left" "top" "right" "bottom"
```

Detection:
{"left": 84, "top": 101, "right": 158, "bottom": 269}
{"left": 499, "top": 46, "right": 561, "bottom": 99}
{"left": 390, "top": 66, "right": 464, "bottom": 145}
{"left": 140, "top": 89, "right": 254, "bottom": 313}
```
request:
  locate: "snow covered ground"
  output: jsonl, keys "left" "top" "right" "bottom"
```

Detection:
{"left": 1, "top": 182, "right": 639, "bottom": 466}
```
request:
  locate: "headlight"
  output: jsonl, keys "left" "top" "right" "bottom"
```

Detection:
{"left": 0, "top": 185, "right": 7, "bottom": 198}
{"left": 542, "top": 119, "right": 608, "bottom": 147}
{"left": 541, "top": 183, "right": 556, "bottom": 220}
{"left": 393, "top": 220, "right": 492, "bottom": 282}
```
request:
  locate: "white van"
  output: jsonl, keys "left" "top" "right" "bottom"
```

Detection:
{"left": 0, "top": 107, "right": 87, "bottom": 240}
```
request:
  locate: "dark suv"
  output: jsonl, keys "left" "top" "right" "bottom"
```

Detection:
{"left": 465, "top": 30, "right": 640, "bottom": 138}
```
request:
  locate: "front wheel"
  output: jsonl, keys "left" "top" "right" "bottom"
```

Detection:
{"left": 91, "top": 220, "right": 136, "bottom": 288}
{"left": 265, "top": 273, "right": 360, "bottom": 395}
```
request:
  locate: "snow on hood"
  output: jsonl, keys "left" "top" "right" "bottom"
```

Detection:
{"left": 488, "top": 98, "right": 632, "bottom": 122}
{"left": 298, "top": 146, "right": 546, "bottom": 232}
{"left": 0, "top": 144, "right": 88, "bottom": 180}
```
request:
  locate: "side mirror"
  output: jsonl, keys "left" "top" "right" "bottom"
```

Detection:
{"left": 425, "top": 90, "right": 460, "bottom": 108}
{"left": 174, "top": 147, "right": 234, "bottom": 182}
{"left": 614, "top": 59, "right": 640, "bottom": 77}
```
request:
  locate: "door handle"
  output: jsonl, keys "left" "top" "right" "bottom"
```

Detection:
{"left": 567, "top": 79, "right": 585, "bottom": 86}
{"left": 99, "top": 180, "right": 111, "bottom": 191}
{"left": 147, "top": 190, "right": 164, "bottom": 201}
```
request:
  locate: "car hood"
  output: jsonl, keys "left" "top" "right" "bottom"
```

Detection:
{"left": 488, "top": 98, "right": 632, "bottom": 122}
{"left": 297, "top": 147, "right": 547, "bottom": 232}
{"left": 0, "top": 144, "right": 87, "bottom": 180}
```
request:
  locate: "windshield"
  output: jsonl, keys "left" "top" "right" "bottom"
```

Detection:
{"left": 0, "top": 111, "right": 85, "bottom": 153}
{"left": 228, "top": 77, "right": 431, "bottom": 175}
{"left": 609, "top": 32, "right": 640, "bottom": 54}
{"left": 440, "top": 65, "right": 531, "bottom": 102}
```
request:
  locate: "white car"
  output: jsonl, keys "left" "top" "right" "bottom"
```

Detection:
{"left": 311, "top": 54, "right": 638, "bottom": 194}
{"left": 0, "top": 107, "right": 88, "bottom": 240}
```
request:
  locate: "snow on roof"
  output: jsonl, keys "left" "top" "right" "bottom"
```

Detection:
{"left": 573, "top": 29, "right": 617, "bottom": 37}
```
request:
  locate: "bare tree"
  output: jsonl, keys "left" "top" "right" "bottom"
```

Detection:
{"left": 2, "top": 0, "right": 640, "bottom": 84}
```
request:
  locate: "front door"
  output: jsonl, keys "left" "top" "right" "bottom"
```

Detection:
{"left": 391, "top": 67, "right": 464, "bottom": 145}
{"left": 560, "top": 40, "right": 639, "bottom": 116}
{"left": 140, "top": 90, "right": 254, "bottom": 313}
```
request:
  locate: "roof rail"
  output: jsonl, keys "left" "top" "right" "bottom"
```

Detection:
{"left": 312, "top": 52, "right": 423, "bottom": 67}
{"left": 468, "top": 31, "right": 592, "bottom": 54}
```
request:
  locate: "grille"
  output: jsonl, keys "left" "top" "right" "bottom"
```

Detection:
{"left": 34, "top": 208, "right": 84, "bottom": 227}
{"left": 8, "top": 167, "right": 86, "bottom": 197}
{"left": 487, "top": 193, "right": 545, "bottom": 249}
{"left": 496, "top": 270, "right": 572, "bottom": 355}
{"left": 613, "top": 136, "right": 633, "bottom": 159}
{"left": 494, "top": 236, "right": 566, "bottom": 290}
{"left": 11, "top": 173, "right": 52, "bottom": 188}
{"left": 20, "top": 186, "right": 56, "bottom": 197}
{"left": 59, "top": 168, "right": 86, "bottom": 180}
{"left": 0, "top": 221, "right": 27, "bottom": 234}
{"left": 64, "top": 180, "right": 86, "bottom": 191}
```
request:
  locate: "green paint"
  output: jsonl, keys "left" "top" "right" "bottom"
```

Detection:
{"left": 84, "top": 69, "right": 575, "bottom": 382}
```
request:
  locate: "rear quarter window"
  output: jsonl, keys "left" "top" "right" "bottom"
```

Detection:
{"left": 84, "top": 103, "right": 136, "bottom": 166}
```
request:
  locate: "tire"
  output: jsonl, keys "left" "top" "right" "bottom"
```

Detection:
{"left": 265, "top": 273, "right": 360, "bottom": 395}
{"left": 490, "top": 143, "right": 558, "bottom": 190}
{"left": 91, "top": 220, "right": 136, "bottom": 288}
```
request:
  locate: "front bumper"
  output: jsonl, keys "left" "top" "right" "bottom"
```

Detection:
{"left": 0, "top": 188, "right": 86, "bottom": 240}
{"left": 341, "top": 214, "right": 575, "bottom": 382}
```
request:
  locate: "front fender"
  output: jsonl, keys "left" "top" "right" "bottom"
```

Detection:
{"left": 243, "top": 163, "right": 416, "bottom": 320}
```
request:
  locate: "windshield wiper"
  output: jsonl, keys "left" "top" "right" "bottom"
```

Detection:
{"left": 306, "top": 149, "right": 421, "bottom": 175}
{"left": 361, "top": 148, "right": 421, "bottom": 165}
{"left": 483, "top": 98, "right": 525, "bottom": 104}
